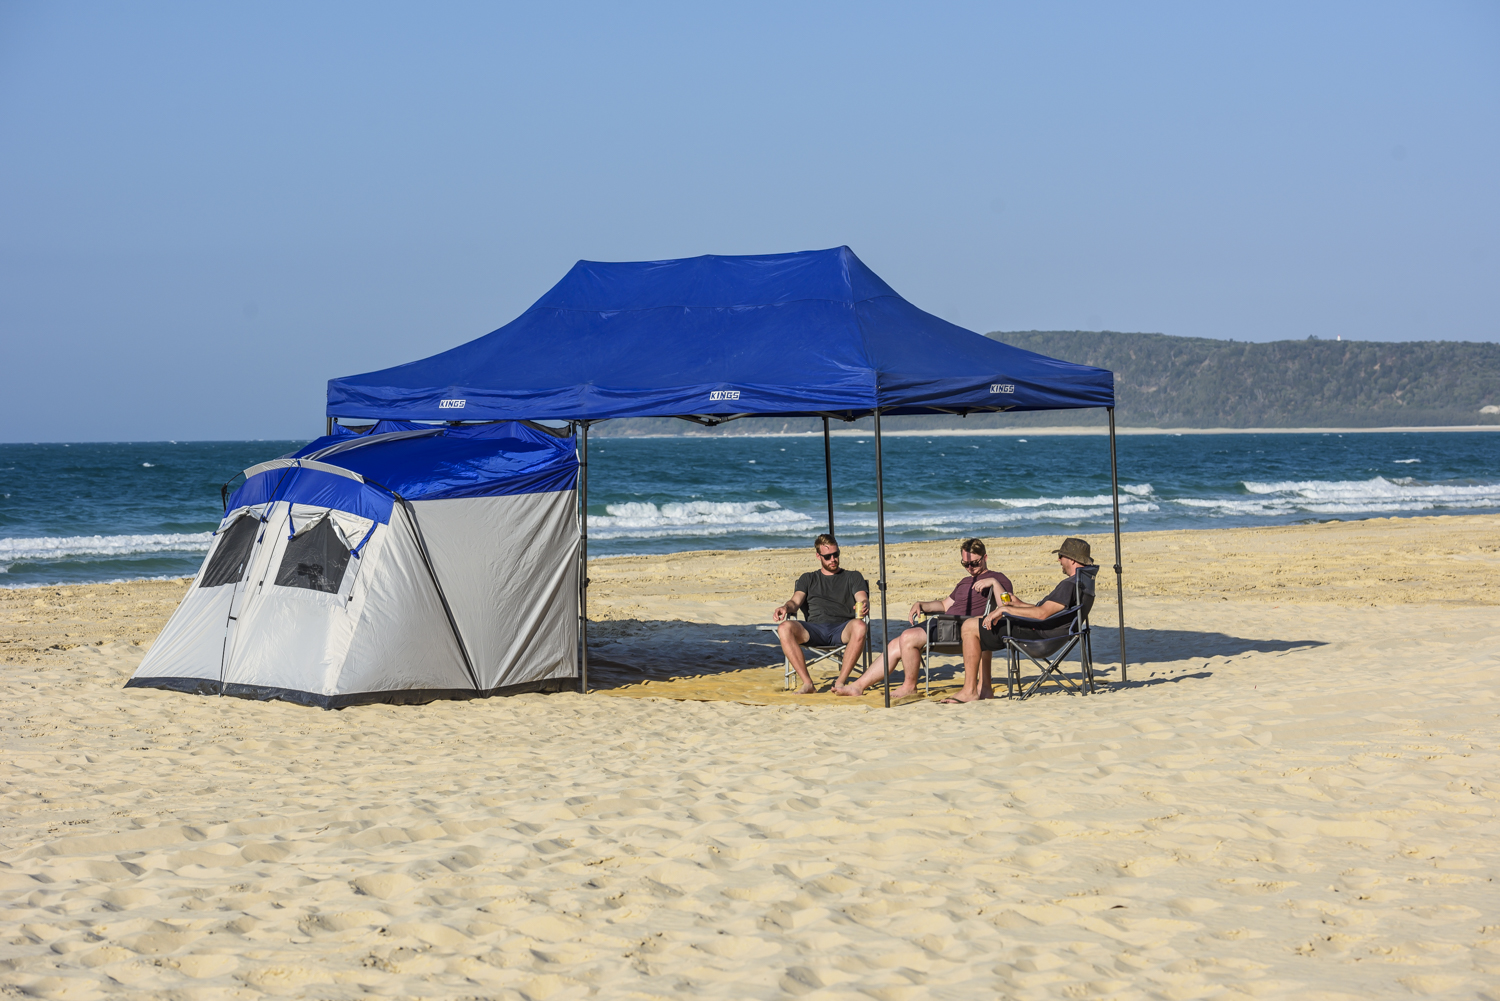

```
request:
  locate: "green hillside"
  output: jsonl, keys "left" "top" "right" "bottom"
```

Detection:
{"left": 988, "top": 331, "right": 1500, "bottom": 429}
{"left": 593, "top": 332, "right": 1500, "bottom": 435}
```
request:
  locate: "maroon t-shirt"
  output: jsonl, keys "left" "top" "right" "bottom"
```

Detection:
{"left": 948, "top": 569, "right": 1013, "bottom": 617}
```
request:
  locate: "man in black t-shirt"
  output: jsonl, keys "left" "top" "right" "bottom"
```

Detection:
{"left": 772, "top": 534, "right": 869, "bottom": 694}
{"left": 945, "top": 537, "right": 1098, "bottom": 703}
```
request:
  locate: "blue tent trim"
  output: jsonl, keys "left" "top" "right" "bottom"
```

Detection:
{"left": 326, "top": 247, "right": 1114, "bottom": 423}
{"left": 230, "top": 466, "right": 396, "bottom": 524}
{"left": 226, "top": 421, "right": 577, "bottom": 519}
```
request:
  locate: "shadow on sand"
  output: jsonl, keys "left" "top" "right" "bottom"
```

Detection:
{"left": 583, "top": 620, "right": 1328, "bottom": 694}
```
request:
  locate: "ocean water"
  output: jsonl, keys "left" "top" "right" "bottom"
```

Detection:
{"left": 2, "top": 432, "right": 1498, "bottom": 587}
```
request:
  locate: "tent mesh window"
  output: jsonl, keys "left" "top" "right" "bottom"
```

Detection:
{"left": 273, "top": 516, "right": 352, "bottom": 594}
{"left": 199, "top": 513, "right": 261, "bottom": 588}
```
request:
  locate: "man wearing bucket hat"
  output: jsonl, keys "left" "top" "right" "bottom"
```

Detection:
{"left": 943, "top": 537, "right": 1099, "bottom": 703}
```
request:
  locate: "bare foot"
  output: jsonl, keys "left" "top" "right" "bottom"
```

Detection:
{"left": 939, "top": 692, "right": 983, "bottom": 703}
{"left": 890, "top": 685, "right": 918, "bottom": 700}
{"left": 833, "top": 684, "right": 865, "bottom": 697}
{"left": 796, "top": 681, "right": 816, "bottom": 695}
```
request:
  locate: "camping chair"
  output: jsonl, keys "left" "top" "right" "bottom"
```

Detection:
{"left": 756, "top": 615, "right": 871, "bottom": 691}
{"left": 915, "top": 591, "right": 1000, "bottom": 697}
{"left": 995, "top": 576, "right": 1095, "bottom": 699}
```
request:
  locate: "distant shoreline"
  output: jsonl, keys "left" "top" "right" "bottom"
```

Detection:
{"left": 616, "top": 424, "right": 1500, "bottom": 439}
{"left": 4, "top": 425, "right": 1497, "bottom": 445}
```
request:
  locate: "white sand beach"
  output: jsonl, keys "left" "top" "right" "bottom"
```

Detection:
{"left": 2, "top": 515, "right": 1498, "bottom": 999}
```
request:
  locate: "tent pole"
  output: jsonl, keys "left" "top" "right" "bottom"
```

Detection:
{"left": 873, "top": 411, "right": 891, "bottom": 709}
{"left": 1107, "top": 407, "right": 1127, "bottom": 684}
{"left": 579, "top": 422, "right": 590, "bottom": 695}
{"left": 325, "top": 416, "right": 333, "bottom": 437}
{"left": 823, "top": 416, "right": 835, "bottom": 535}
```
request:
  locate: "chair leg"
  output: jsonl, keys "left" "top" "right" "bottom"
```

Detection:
{"left": 1012, "top": 638, "right": 1085, "bottom": 700}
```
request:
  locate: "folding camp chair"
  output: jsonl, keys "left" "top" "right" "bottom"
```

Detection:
{"left": 757, "top": 616, "right": 871, "bottom": 691}
{"left": 915, "top": 591, "right": 999, "bottom": 697}
{"left": 995, "top": 574, "right": 1095, "bottom": 698}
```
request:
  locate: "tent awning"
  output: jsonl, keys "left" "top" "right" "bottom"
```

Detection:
{"left": 226, "top": 421, "right": 577, "bottom": 517}
{"left": 327, "top": 247, "right": 1115, "bottom": 423}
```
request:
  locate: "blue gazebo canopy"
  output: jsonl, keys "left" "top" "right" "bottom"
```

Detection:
{"left": 326, "top": 246, "right": 1115, "bottom": 423}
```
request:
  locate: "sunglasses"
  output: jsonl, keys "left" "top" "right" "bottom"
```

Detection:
{"left": 818, "top": 550, "right": 840, "bottom": 561}
{"left": 960, "top": 559, "right": 983, "bottom": 568}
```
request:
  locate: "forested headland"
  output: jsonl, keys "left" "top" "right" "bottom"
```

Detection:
{"left": 594, "top": 331, "right": 1500, "bottom": 435}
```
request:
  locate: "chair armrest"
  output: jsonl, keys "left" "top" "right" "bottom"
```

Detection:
{"left": 999, "top": 605, "right": 1084, "bottom": 632}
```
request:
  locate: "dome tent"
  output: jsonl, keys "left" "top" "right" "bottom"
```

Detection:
{"left": 127, "top": 421, "right": 579, "bottom": 709}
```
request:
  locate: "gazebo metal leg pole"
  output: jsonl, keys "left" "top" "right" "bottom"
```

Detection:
{"left": 874, "top": 411, "right": 891, "bottom": 709}
{"left": 823, "top": 416, "right": 835, "bottom": 535}
{"left": 580, "top": 422, "right": 590, "bottom": 695}
{"left": 325, "top": 416, "right": 333, "bottom": 437}
{"left": 1107, "top": 408, "right": 1127, "bottom": 684}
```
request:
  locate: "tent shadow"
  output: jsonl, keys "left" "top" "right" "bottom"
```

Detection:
{"left": 583, "top": 620, "right": 1328, "bottom": 693}
{"left": 585, "top": 619, "right": 786, "bottom": 690}
{"left": 1091, "top": 625, "right": 1327, "bottom": 667}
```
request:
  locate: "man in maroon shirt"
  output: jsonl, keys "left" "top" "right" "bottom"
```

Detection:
{"left": 834, "top": 539, "right": 1012, "bottom": 699}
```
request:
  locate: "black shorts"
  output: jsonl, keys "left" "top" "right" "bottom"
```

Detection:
{"left": 978, "top": 621, "right": 1055, "bottom": 651}
{"left": 802, "top": 619, "right": 854, "bottom": 647}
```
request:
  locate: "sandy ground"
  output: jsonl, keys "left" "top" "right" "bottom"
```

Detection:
{"left": 1, "top": 515, "right": 1498, "bottom": 999}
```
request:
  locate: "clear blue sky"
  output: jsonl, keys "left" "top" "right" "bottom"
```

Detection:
{"left": 2, "top": 1, "right": 1496, "bottom": 441}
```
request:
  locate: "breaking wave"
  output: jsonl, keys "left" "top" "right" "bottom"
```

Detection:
{"left": 1175, "top": 476, "right": 1500, "bottom": 517}
{"left": 0, "top": 532, "right": 213, "bottom": 565}
{"left": 588, "top": 501, "right": 816, "bottom": 540}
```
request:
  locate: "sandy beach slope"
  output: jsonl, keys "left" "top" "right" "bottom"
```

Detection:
{"left": 1, "top": 515, "right": 1497, "bottom": 999}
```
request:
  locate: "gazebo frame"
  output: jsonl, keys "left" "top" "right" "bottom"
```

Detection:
{"left": 566, "top": 409, "right": 1127, "bottom": 708}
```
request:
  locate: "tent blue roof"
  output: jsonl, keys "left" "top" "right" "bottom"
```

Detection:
{"left": 327, "top": 247, "right": 1114, "bottom": 423}
{"left": 226, "top": 422, "right": 577, "bottom": 524}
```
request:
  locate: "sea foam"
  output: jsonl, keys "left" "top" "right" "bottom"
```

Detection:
{"left": 589, "top": 501, "right": 815, "bottom": 540}
{"left": 0, "top": 532, "right": 213, "bottom": 564}
{"left": 1177, "top": 476, "right": 1500, "bottom": 517}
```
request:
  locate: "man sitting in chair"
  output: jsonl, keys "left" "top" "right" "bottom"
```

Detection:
{"left": 945, "top": 537, "right": 1098, "bottom": 703}
{"left": 834, "top": 538, "right": 1012, "bottom": 699}
{"left": 771, "top": 534, "right": 869, "bottom": 695}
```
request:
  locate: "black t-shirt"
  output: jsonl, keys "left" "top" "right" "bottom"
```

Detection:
{"left": 1035, "top": 567, "right": 1096, "bottom": 635}
{"left": 794, "top": 568, "right": 869, "bottom": 624}
{"left": 997, "top": 566, "right": 1097, "bottom": 639}
{"left": 1041, "top": 567, "right": 1096, "bottom": 615}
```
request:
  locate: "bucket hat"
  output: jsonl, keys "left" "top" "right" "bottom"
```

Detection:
{"left": 1052, "top": 537, "right": 1094, "bottom": 564}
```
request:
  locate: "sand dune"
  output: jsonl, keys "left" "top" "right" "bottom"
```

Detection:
{"left": 1, "top": 515, "right": 1498, "bottom": 999}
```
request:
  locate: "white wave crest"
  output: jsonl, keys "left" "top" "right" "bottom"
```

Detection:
{"left": 0, "top": 532, "right": 213, "bottom": 563}
{"left": 588, "top": 501, "right": 815, "bottom": 540}
{"left": 1178, "top": 476, "right": 1500, "bottom": 517}
{"left": 989, "top": 484, "right": 1154, "bottom": 508}
{"left": 838, "top": 502, "right": 1159, "bottom": 531}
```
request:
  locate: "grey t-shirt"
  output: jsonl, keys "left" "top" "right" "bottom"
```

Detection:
{"left": 794, "top": 568, "right": 869, "bottom": 624}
